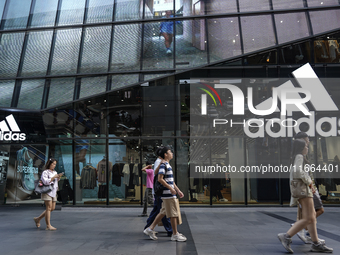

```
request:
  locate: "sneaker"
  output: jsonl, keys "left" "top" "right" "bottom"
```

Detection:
{"left": 166, "top": 49, "right": 172, "bottom": 54}
{"left": 219, "top": 198, "right": 228, "bottom": 202}
{"left": 305, "top": 235, "right": 325, "bottom": 244}
{"left": 143, "top": 228, "right": 158, "bottom": 240}
{"left": 297, "top": 229, "right": 309, "bottom": 244}
{"left": 310, "top": 242, "right": 333, "bottom": 253}
{"left": 171, "top": 232, "right": 187, "bottom": 242}
{"left": 278, "top": 233, "right": 293, "bottom": 253}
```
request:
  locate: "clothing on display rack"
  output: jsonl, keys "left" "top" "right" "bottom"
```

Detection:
{"left": 80, "top": 164, "right": 97, "bottom": 189}
{"left": 98, "top": 184, "right": 108, "bottom": 199}
{"left": 112, "top": 163, "right": 124, "bottom": 187}
{"left": 122, "top": 163, "right": 130, "bottom": 186}
{"left": 96, "top": 158, "right": 113, "bottom": 183}
{"left": 132, "top": 163, "right": 141, "bottom": 186}
{"left": 57, "top": 177, "right": 73, "bottom": 204}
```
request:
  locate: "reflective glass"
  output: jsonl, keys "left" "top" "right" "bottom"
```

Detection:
{"left": 86, "top": 0, "right": 114, "bottom": 24}
{"left": 2, "top": 0, "right": 31, "bottom": 30}
{"left": 142, "top": 21, "right": 174, "bottom": 70}
{"left": 111, "top": 24, "right": 142, "bottom": 71}
{"left": 142, "top": 83, "right": 175, "bottom": 136}
{"left": 17, "top": 79, "right": 45, "bottom": 109}
{"left": 176, "top": 18, "right": 208, "bottom": 69}
{"left": 279, "top": 42, "right": 311, "bottom": 65}
{"left": 80, "top": 26, "right": 111, "bottom": 73}
{"left": 275, "top": 13, "right": 309, "bottom": 44}
{"left": 144, "top": 73, "right": 168, "bottom": 81}
{"left": 246, "top": 50, "right": 277, "bottom": 65}
{"left": 205, "top": 0, "right": 237, "bottom": 15}
{"left": 50, "top": 28, "right": 82, "bottom": 75}
{"left": 21, "top": 30, "right": 53, "bottom": 77}
{"left": 79, "top": 76, "right": 107, "bottom": 99}
{"left": 107, "top": 88, "right": 141, "bottom": 137}
{"left": 310, "top": 10, "right": 340, "bottom": 35}
{"left": 143, "top": 0, "right": 155, "bottom": 20}
{"left": 0, "top": 80, "right": 15, "bottom": 107}
{"left": 0, "top": 32, "right": 25, "bottom": 78}
{"left": 239, "top": 0, "right": 270, "bottom": 12}
{"left": 42, "top": 104, "right": 73, "bottom": 138}
{"left": 58, "top": 0, "right": 86, "bottom": 26}
{"left": 115, "top": 0, "right": 142, "bottom": 21}
{"left": 241, "top": 15, "right": 276, "bottom": 53}
{"left": 314, "top": 39, "right": 340, "bottom": 63}
{"left": 30, "top": 0, "right": 58, "bottom": 28}
{"left": 308, "top": 0, "right": 339, "bottom": 7}
{"left": 272, "top": 0, "right": 304, "bottom": 9}
{"left": 107, "top": 138, "right": 141, "bottom": 204}
{"left": 208, "top": 17, "right": 241, "bottom": 62}
{"left": 0, "top": 1, "right": 5, "bottom": 21}
{"left": 47, "top": 78, "right": 75, "bottom": 108}
{"left": 111, "top": 74, "right": 139, "bottom": 90}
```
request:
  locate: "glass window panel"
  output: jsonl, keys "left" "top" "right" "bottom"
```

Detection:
{"left": 176, "top": 18, "right": 208, "bottom": 69}
{"left": 0, "top": 80, "right": 15, "bottom": 107}
{"left": 279, "top": 41, "right": 311, "bottom": 65}
{"left": 50, "top": 28, "right": 82, "bottom": 75}
{"left": 2, "top": 0, "right": 31, "bottom": 30}
{"left": 115, "top": 0, "right": 142, "bottom": 21}
{"left": 142, "top": 21, "right": 174, "bottom": 70}
{"left": 111, "top": 74, "right": 139, "bottom": 90}
{"left": 111, "top": 24, "right": 142, "bottom": 71}
{"left": 239, "top": 0, "right": 270, "bottom": 12}
{"left": 21, "top": 30, "right": 53, "bottom": 77}
{"left": 30, "top": 0, "right": 58, "bottom": 28}
{"left": 205, "top": 0, "right": 237, "bottom": 15}
{"left": 144, "top": 73, "right": 168, "bottom": 81}
{"left": 310, "top": 10, "right": 340, "bottom": 35}
{"left": 143, "top": 0, "right": 154, "bottom": 20}
{"left": 86, "top": 0, "right": 114, "bottom": 23}
{"left": 0, "top": 32, "right": 25, "bottom": 78}
{"left": 208, "top": 17, "right": 241, "bottom": 62}
{"left": 17, "top": 79, "right": 45, "bottom": 109}
{"left": 272, "top": 0, "right": 304, "bottom": 9}
{"left": 241, "top": 15, "right": 276, "bottom": 53}
{"left": 275, "top": 12, "right": 309, "bottom": 44}
{"left": 0, "top": 1, "right": 6, "bottom": 21}
{"left": 47, "top": 77, "right": 75, "bottom": 108}
{"left": 314, "top": 39, "right": 340, "bottom": 63}
{"left": 58, "top": 0, "right": 86, "bottom": 26}
{"left": 246, "top": 50, "right": 277, "bottom": 65}
{"left": 79, "top": 76, "right": 107, "bottom": 99}
{"left": 308, "top": 0, "right": 339, "bottom": 7}
{"left": 80, "top": 26, "right": 111, "bottom": 73}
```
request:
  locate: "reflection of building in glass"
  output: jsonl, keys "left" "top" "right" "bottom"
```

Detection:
{"left": 1, "top": 0, "right": 340, "bottom": 206}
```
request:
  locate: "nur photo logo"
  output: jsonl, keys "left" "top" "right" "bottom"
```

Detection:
{"left": 191, "top": 63, "right": 340, "bottom": 138}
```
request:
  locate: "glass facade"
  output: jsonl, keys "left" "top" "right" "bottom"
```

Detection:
{"left": 1, "top": 0, "right": 340, "bottom": 206}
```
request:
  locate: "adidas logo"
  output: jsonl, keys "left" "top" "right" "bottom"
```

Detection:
{"left": 0, "top": 114, "right": 26, "bottom": 141}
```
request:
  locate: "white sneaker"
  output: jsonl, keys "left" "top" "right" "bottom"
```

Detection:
{"left": 143, "top": 228, "right": 158, "bottom": 240}
{"left": 166, "top": 49, "right": 172, "bottom": 54}
{"left": 171, "top": 232, "right": 187, "bottom": 242}
{"left": 297, "top": 229, "right": 309, "bottom": 244}
{"left": 219, "top": 198, "right": 228, "bottom": 202}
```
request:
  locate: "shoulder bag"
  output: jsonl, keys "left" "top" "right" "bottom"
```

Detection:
{"left": 34, "top": 179, "right": 54, "bottom": 195}
{"left": 154, "top": 163, "right": 166, "bottom": 196}
{"left": 290, "top": 179, "right": 308, "bottom": 199}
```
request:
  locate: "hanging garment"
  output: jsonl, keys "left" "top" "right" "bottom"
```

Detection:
{"left": 122, "top": 163, "right": 130, "bottom": 186}
{"left": 112, "top": 163, "right": 124, "bottom": 187}
{"left": 97, "top": 160, "right": 113, "bottom": 183}
{"left": 133, "top": 163, "right": 140, "bottom": 186}
{"left": 98, "top": 184, "right": 108, "bottom": 199}
{"left": 80, "top": 165, "right": 97, "bottom": 189}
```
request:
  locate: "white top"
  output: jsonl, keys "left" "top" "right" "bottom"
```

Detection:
{"left": 289, "top": 154, "right": 312, "bottom": 206}
{"left": 152, "top": 158, "right": 161, "bottom": 195}
{"left": 41, "top": 169, "right": 59, "bottom": 198}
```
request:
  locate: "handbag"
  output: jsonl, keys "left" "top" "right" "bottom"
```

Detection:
{"left": 290, "top": 179, "right": 308, "bottom": 199}
{"left": 34, "top": 179, "right": 54, "bottom": 195}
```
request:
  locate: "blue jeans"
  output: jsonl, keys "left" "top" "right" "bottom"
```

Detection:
{"left": 144, "top": 195, "right": 172, "bottom": 235}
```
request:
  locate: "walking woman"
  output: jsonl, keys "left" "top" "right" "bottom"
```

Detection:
{"left": 278, "top": 139, "right": 333, "bottom": 253}
{"left": 34, "top": 158, "right": 63, "bottom": 231}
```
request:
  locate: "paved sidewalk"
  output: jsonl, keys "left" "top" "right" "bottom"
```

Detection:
{"left": 0, "top": 206, "right": 339, "bottom": 255}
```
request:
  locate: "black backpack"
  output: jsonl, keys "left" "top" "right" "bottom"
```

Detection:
{"left": 153, "top": 163, "right": 166, "bottom": 196}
